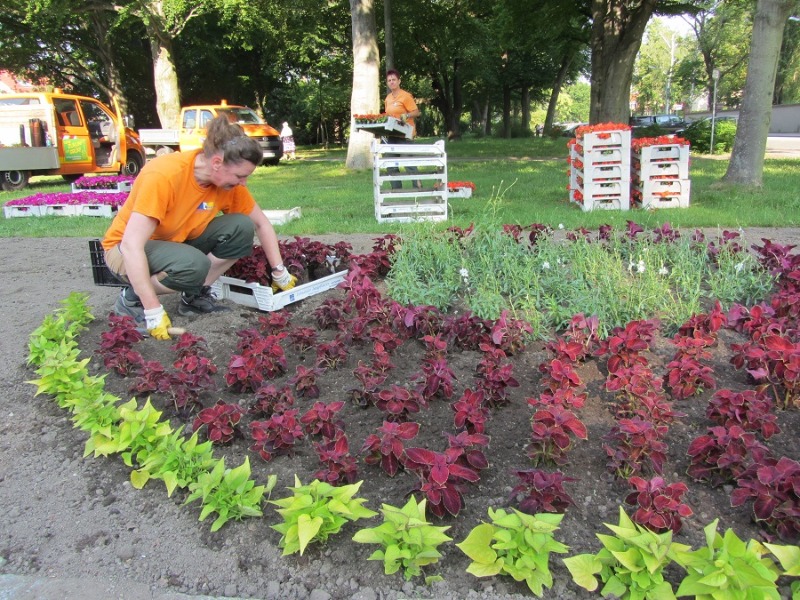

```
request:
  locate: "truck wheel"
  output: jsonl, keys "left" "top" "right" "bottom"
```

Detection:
{"left": 264, "top": 158, "right": 281, "bottom": 167}
{"left": 155, "top": 146, "right": 174, "bottom": 157}
{"left": 1, "top": 170, "right": 30, "bottom": 191}
{"left": 62, "top": 174, "right": 82, "bottom": 183}
{"left": 122, "top": 153, "right": 144, "bottom": 176}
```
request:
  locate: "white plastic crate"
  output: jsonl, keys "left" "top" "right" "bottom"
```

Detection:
{"left": 375, "top": 198, "right": 448, "bottom": 223}
{"left": 633, "top": 160, "right": 689, "bottom": 181}
{"left": 71, "top": 181, "right": 132, "bottom": 194}
{"left": 635, "top": 144, "right": 689, "bottom": 163}
{"left": 577, "top": 163, "right": 627, "bottom": 182}
{"left": 577, "top": 180, "right": 626, "bottom": 196}
{"left": 636, "top": 190, "right": 690, "bottom": 210}
{"left": 634, "top": 178, "right": 690, "bottom": 197}
{"left": 355, "top": 117, "right": 413, "bottom": 140}
{"left": 3, "top": 205, "right": 43, "bottom": 218}
{"left": 579, "top": 129, "right": 631, "bottom": 152}
{"left": 77, "top": 204, "right": 116, "bottom": 217}
{"left": 572, "top": 147, "right": 630, "bottom": 167}
{"left": 210, "top": 270, "right": 348, "bottom": 312}
{"left": 373, "top": 139, "right": 446, "bottom": 157}
{"left": 263, "top": 207, "right": 302, "bottom": 225}
{"left": 574, "top": 195, "right": 631, "bottom": 212}
{"left": 448, "top": 187, "right": 472, "bottom": 198}
{"left": 41, "top": 204, "right": 81, "bottom": 217}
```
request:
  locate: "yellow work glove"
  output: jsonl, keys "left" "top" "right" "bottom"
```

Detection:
{"left": 271, "top": 266, "right": 297, "bottom": 293}
{"left": 144, "top": 305, "right": 172, "bottom": 340}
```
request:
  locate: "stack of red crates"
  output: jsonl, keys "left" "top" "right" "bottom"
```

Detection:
{"left": 567, "top": 124, "right": 631, "bottom": 212}
{"left": 631, "top": 137, "right": 691, "bottom": 209}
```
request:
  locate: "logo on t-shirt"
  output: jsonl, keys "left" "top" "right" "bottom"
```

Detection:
{"left": 198, "top": 202, "right": 215, "bottom": 211}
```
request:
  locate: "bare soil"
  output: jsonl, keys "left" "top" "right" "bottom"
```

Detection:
{"left": 1, "top": 230, "right": 799, "bottom": 600}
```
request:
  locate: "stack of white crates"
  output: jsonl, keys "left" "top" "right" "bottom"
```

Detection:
{"left": 372, "top": 139, "right": 448, "bottom": 223}
{"left": 568, "top": 128, "right": 631, "bottom": 211}
{"left": 631, "top": 140, "right": 690, "bottom": 209}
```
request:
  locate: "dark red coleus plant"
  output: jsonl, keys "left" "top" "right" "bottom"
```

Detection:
{"left": 361, "top": 420, "right": 420, "bottom": 477}
{"left": 313, "top": 432, "right": 359, "bottom": 485}
{"left": 731, "top": 455, "right": 800, "bottom": 543}
{"left": 192, "top": 400, "right": 245, "bottom": 444}
{"left": 287, "top": 364, "right": 325, "bottom": 399}
{"left": 510, "top": 468, "right": 577, "bottom": 515}
{"left": 527, "top": 405, "right": 588, "bottom": 467}
{"left": 249, "top": 408, "right": 305, "bottom": 461}
{"left": 452, "top": 388, "right": 490, "bottom": 434}
{"left": 625, "top": 476, "right": 693, "bottom": 534}
{"left": 374, "top": 385, "right": 425, "bottom": 422}
{"left": 300, "top": 400, "right": 346, "bottom": 439}
{"left": 603, "top": 417, "right": 668, "bottom": 479}
{"left": 404, "top": 446, "right": 480, "bottom": 518}
{"left": 415, "top": 357, "right": 457, "bottom": 400}
{"left": 686, "top": 425, "right": 772, "bottom": 486}
{"left": 250, "top": 384, "right": 294, "bottom": 417}
{"left": 706, "top": 388, "right": 780, "bottom": 439}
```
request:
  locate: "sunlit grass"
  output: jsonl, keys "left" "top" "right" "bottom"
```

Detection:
{"left": 1, "top": 141, "right": 797, "bottom": 238}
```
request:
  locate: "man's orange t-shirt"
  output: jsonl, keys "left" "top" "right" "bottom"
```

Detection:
{"left": 102, "top": 149, "right": 256, "bottom": 250}
{"left": 384, "top": 88, "right": 418, "bottom": 137}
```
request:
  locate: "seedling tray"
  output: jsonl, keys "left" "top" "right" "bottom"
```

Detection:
{"left": 210, "top": 270, "right": 348, "bottom": 312}
{"left": 355, "top": 117, "right": 412, "bottom": 140}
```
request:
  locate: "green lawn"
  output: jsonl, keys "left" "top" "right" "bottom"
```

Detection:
{"left": 1, "top": 136, "right": 798, "bottom": 238}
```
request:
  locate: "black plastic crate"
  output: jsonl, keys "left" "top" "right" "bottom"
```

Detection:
{"left": 89, "top": 239, "right": 123, "bottom": 287}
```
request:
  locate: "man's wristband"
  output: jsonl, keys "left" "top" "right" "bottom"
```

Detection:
{"left": 272, "top": 264, "right": 285, "bottom": 273}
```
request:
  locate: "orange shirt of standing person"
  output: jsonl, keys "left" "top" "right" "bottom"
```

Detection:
{"left": 384, "top": 69, "right": 421, "bottom": 138}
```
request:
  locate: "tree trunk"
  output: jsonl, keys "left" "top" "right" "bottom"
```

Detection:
{"left": 448, "top": 59, "right": 463, "bottom": 140}
{"left": 502, "top": 85, "right": 511, "bottom": 138}
{"left": 383, "top": 0, "right": 394, "bottom": 71}
{"left": 590, "top": 0, "right": 657, "bottom": 123}
{"left": 545, "top": 53, "right": 573, "bottom": 134}
{"left": 521, "top": 86, "right": 531, "bottom": 135}
{"left": 346, "top": 0, "right": 380, "bottom": 170}
{"left": 148, "top": 36, "right": 181, "bottom": 129}
{"left": 724, "top": 0, "right": 795, "bottom": 186}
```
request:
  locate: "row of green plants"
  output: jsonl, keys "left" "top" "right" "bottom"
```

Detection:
{"left": 386, "top": 219, "right": 775, "bottom": 337}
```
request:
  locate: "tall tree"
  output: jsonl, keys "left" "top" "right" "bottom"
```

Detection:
{"left": 590, "top": 1, "right": 700, "bottom": 123}
{"left": 346, "top": 0, "right": 380, "bottom": 169}
{"left": 723, "top": 0, "right": 798, "bottom": 186}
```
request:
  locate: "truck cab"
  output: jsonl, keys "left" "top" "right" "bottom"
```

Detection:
{"left": 0, "top": 92, "right": 146, "bottom": 190}
{"left": 139, "top": 101, "right": 283, "bottom": 165}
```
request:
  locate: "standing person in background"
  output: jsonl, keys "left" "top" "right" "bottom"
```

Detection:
{"left": 384, "top": 69, "right": 421, "bottom": 190}
{"left": 280, "top": 122, "right": 296, "bottom": 160}
{"left": 101, "top": 115, "right": 297, "bottom": 340}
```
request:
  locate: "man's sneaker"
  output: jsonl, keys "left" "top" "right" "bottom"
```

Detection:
{"left": 113, "top": 288, "right": 145, "bottom": 327}
{"left": 178, "top": 285, "right": 230, "bottom": 316}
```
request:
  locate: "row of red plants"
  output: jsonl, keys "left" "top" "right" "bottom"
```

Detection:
{"left": 95, "top": 227, "right": 800, "bottom": 542}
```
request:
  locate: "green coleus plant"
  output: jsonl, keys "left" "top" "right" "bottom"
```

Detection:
{"left": 136, "top": 430, "right": 218, "bottom": 496}
{"left": 116, "top": 398, "right": 175, "bottom": 485}
{"left": 764, "top": 542, "right": 800, "bottom": 598}
{"left": 27, "top": 292, "right": 93, "bottom": 367}
{"left": 563, "top": 507, "right": 690, "bottom": 600}
{"left": 670, "top": 519, "right": 782, "bottom": 599}
{"left": 185, "top": 456, "right": 273, "bottom": 532}
{"left": 352, "top": 496, "right": 452, "bottom": 583}
{"left": 457, "top": 508, "right": 569, "bottom": 597}
{"left": 270, "top": 477, "right": 377, "bottom": 556}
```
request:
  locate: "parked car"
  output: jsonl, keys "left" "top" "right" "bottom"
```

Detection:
{"left": 674, "top": 115, "right": 738, "bottom": 136}
{"left": 629, "top": 114, "right": 687, "bottom": 134}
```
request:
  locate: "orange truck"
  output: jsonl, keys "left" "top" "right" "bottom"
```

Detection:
{"left": 0, "top": 91, "right": 146, "bottom": 191}
{"left": 137, "top": 101, "right": 283, "bottom": 165}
